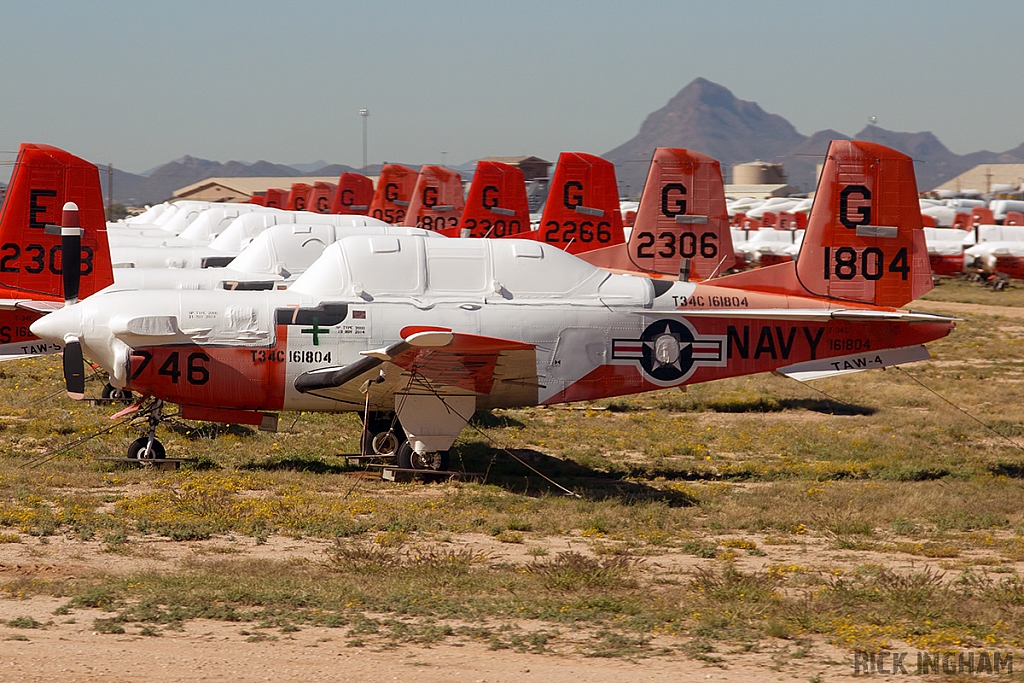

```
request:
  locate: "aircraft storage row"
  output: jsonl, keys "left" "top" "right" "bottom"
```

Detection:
{"left": 0, "top": 141, "right": 956, "bottom": 469}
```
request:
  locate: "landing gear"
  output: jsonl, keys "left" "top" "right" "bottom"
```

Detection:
{"left": 359, "top": 411, "right": 406, "bottom": 458}
{"left": 397, "top": 441, "right": 449, "bottom": 471}
{"left": 128, "top": 400, "right": 165, "bottom": 460}
{"left": 101, "top": 383, "right": 134, "bottom": 401}
{"left": 127, "top": 436, "right": 165, "bottom": 461}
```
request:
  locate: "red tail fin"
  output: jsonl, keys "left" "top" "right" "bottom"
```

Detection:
{"left": 537, "top": 152, "right": 623, "bottom": 254}
{"left": 308, "top": 182, "right": 337, "bottom": 214}
{"left": 368, "top": 164, "right": 417, "bottom": 224}
{"left": 971, "top": 206, "right": 995, "bottom": 226}
{"left": 402, "top": 166, "right": 464, "bottom": 230}
{"left": 286, "top": 183, "right": 313, "bottom": 211}
{"left": 442, "top": 161, "right": 529, "bottom": 238}
{"left": 330, "top": 173, "right": 373, "bottom": 215}
{"left": 795, "top": 140, "right": 931, "bottom": 307}
{"left": 0, "top": 143, "right": 113, "bottom": 300}
{"left": 626, "top": 148, "right": 735, "bottom": 279}
{"left": 777, "top": 211, "right": 807, "bottom": 230}
{"left": 265, "top": 188, "right": 288, "bottom": 209}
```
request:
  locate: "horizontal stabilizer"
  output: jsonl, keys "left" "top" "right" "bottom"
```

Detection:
{"left": 776, "top": 344, "right": 930, "bottom": 381}
{"left": 15, "top": 300, "right": 64, "bottom": 313}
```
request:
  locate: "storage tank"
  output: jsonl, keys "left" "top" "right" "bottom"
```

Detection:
{"left": 732, "top": 161, "right": 786, "bottom": 185}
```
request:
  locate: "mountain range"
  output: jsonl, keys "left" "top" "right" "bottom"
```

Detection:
{"left": 103, "top": 77, "right": 1024, "bottom": 205}
{"left": 604, "top": 78, "right": 1024, "bottom": 196}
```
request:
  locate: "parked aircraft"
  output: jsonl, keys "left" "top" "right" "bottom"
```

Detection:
{"left": 441, "top": 161, "right": 531, "bottom": 239}
{"left": 285, "top": 183, "right": 312, "bottom": 211}
{"left": 0, "top": 144, "right": 113, "bottom": 360}
{"left": 32, "top": 140, "right": 955, "bottom": 467}
{"left": 402, "top": 166, "right": 465, "bottom": 231}
{"left": 330, "top": 173, "right": 374, "bottom": 215}
{"left": 109, "top": 210, "right": 390, "bottom": 269}
{"left": 568, "top": 148, "right": 733, "bottom": 280}
{"left": 107, "top": 204, "right": 277, "bottom": 248}
{"left": 248, "top": 188, "right": 289, "bottom": 209}
{"left": 369, "top": 164, "right": 417, "bottom": 224}
{"left": 528, "top": 152, "right": 625, "bottom": 256}
{"left": 303, "top": 182, "right": 335, "bottom": 214}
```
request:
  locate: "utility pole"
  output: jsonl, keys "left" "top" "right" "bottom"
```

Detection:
{"left": 359, "top": 109, "right": 369, "bottom": 170}
{"left": 442, "top": 151, "right": 448, "bottom": 167}
{"left": 107, "top": 163, "right": 113, "bottom": 216}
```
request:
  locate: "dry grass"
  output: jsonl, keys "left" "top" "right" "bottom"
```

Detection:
{"left": 3, "top": 279, "right": 1024, "bottom": 657}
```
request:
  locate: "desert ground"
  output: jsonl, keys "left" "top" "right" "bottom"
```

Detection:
{"left": 3, "top": 279, "right": 1024, "bottom": 681}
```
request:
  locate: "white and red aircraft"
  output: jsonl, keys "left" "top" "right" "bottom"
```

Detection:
{"left": 31, "top": 140, "right": 955, "bottom": 467}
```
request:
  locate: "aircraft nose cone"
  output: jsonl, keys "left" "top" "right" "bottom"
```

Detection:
{"left": 30, "top": 305, "right": 81, "bottom": 345}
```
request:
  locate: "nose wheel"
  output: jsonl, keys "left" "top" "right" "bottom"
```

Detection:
{"left": 127, "top": 435, "right": 166, "bottom": 461}
{"left": 102, "top": 383, "right": 134, "bottom": 402}
{"left": 128, "top": 400, "right": 166, "bottom": 461}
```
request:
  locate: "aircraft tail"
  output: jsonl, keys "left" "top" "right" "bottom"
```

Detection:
{"left": 286, "top": 183, "right": 313, "bottom": 211}
{"left": 369, "top": 164, "right": 417, "bottom": 224}
{"left": 309, "top": 182, "right": 336, "bottom": 214}
{"left": 716, "top": 140, "right": 932, "bottom": 307}
{"left": 330, "top": 173, "right": 373, "bottom": 215}
{"left": 264, "top": 188, "right": 289, "bottom": 209}
{"left": 0, "top": 143, "right": 113, "bottom": 299}
{"left": 402, "top": 165, "right": 464, "bottom": 230}
{"left": 626, "top": 148, "right": 735, "bottom": 279}
{"left": 443, "top": 161, "right": 529, "bottom": 238}
{"left": 535, "top": 152, "right": 623, "bottom": 255}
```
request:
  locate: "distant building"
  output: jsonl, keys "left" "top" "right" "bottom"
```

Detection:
{"left": 724, "top": 184, "right": 800, "bottom": 198}
{"left": 725, "top": 161, "right": 799, "bottom": 197}
{"left": 173, "top": 176, "right": 345, "bottom": 203}
{"left": 732, "top": 161, "right": 787, "bottom": 186}
{"left": 933, "top": 164, "right": 1024, "bottom": 195}
{"left": 478, "top": 156, "right": 552, "bottom": 181}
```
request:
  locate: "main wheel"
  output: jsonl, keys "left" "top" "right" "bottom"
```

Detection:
{"left": 397, "top": 442, "right": 449, "bottom": 471}
{"left": 361, "top": 429, "right": 403, "bottom": 457}
{"left": 359, "top": 412, "right": 405, "bottom": 457}
{"left": 127, "top": 436, "right": 166, "bottom": 461}
{"left": 102, "top": 384, "right": 134, "bottom": 401}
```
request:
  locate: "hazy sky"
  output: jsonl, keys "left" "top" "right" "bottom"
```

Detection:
{"left": 1, "top": 0, "right": 1022, "bottom": 179}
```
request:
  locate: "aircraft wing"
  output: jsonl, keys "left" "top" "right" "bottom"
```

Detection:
{"left": 294, "top": 327, "right": 537, "bottom": 403}
{"left": 651, "top": 308, "right": 958, "bottom": 323}
{"left": 0, "top": 299, "right": 63, "bottom": 313}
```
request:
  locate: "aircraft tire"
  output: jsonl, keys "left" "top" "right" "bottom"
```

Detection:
{"left": 102, "top": 384, "right": 134, "bottom": 401}
{"left": 360, "top": 413, "right": 405, "bottom": 458}
{"left": 397, "top": 441, "right": 413, "bottom": 469}
{"left": 400, "top": 445, "right": 449, "bottom": 471}
{"left": 362, "top": 430, "right": 403, "bottom": 458}
{"left": 128, "top": 436, "right": 166, "bottom": 461}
